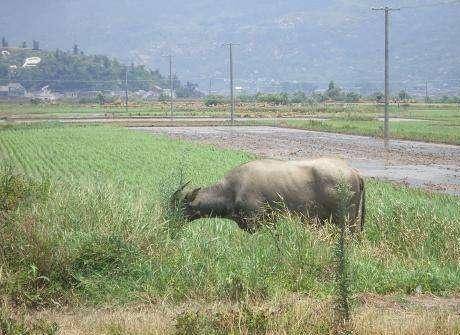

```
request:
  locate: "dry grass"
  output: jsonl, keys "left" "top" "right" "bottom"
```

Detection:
{"left": 353, "top": 294, "right": 460, "bottom": 335}
{"left": 10, "top": 294, "right": 458, "bottom": 335}
{"left": 29, "top": 306, "right": 172, "bottom": 335}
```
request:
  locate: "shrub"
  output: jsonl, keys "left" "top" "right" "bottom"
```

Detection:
{"left": 203, "top": 95, "right": 226, "bottom": 107}
{"left": 0, "top": 163, "right": 50, "bottom": 216}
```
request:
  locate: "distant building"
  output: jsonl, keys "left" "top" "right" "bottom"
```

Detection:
{"left": 235, "top": 86, "right": 244, "bottom": 94}
{"left": 161, "top": 88, "right": 176, "bottom": 99}
{"left": 0, "top": 86, "right": 8, "bottom": 97}
{"left": 151, "top": 85, "right": 163, "bottom": 97}
{"left": 0, "top": 83, "right": 26, "bottom": 97}
{"left": 76, "top": 91, "right": 102, "bottom": 100}
{"left": 26, "top": 86, "right": 60, "bottom": 102}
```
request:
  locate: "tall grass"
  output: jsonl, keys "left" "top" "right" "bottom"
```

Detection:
{"left": 332, "top": 182, "right": 354, "bottom": 333}
{"left": 0, "top": 125, "right": 459, "bottom": 311}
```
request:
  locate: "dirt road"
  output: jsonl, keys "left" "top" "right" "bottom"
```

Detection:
{"left": 133, "top": 126, "right": 460, "bottom": 195}
{"left": 2, "top": 115, "right": 427, "bottom": 124}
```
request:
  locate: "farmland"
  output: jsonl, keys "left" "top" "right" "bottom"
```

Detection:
{"left": 138, "top": 125, "right": 460, "bottom": 195}
{"left": 1, "top": 101, "right": 459, "bottom": 145}
{"left": 1, "top": 124, "right": 459, "bottom": 333}
{"left": 280, "top": 118, "right": 460, "bottom": 145}
{"left": 1, "top": 101, "right": 459, "bottom": 121}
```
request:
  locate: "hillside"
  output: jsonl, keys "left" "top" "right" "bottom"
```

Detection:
{"left": 1, "top": 0, "right": 459, "bottom": 92}
{"left": 0, "top": 48, "right": 201, "bottom": 96}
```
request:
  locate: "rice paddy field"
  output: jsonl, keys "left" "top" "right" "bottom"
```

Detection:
{"left": 1, "top": 101, "right": 459, "bottom": 120}
{"left": 1, "top": 101, "right": 459, "bottom": 145}
{"left": 1, "top": 124, "right": 460, "bottom": 334}
{"left": 280, "top": 119, "right": 460, "bottom": 145}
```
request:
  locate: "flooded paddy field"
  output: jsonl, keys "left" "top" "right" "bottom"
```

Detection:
{"left": 134, "top": 126, "right": 460, "bottom": 195}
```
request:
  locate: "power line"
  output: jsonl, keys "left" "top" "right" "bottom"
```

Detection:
{"left": 399, "top": 0, "right": 460, "bottom": 9}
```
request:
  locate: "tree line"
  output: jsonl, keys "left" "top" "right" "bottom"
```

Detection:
{"left": 204, "top": 81, "right": 460, "bottom": 106}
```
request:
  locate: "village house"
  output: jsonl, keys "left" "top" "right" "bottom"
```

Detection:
{"left": 0, "top": 83, "right": 26, "bottom": 97}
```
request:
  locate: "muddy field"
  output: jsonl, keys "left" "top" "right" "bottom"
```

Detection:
{"left": 133, "top": 126, "right": 460, "bottom": 195}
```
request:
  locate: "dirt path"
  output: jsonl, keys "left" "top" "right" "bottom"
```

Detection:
{"left": 2, "top": 115, "right": 428, "bottom": 123}
{"left": 132, "top": 126, "right": 460, "bottom": 195}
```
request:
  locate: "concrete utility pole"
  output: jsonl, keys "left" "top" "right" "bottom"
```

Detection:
{"left": 372, "top": 6, "right": 400, "bottom": 149}
{"left": 425, "top": 80, "right": 429, "bottom": 103}
{"left": 224, "top": 43, "right": 239, "bottom": 124}
{"left": 124, "top": 66, "right": 129, "bottom": 114}
{"left": 168, "top": 55, "right": 173, "bottom": 120}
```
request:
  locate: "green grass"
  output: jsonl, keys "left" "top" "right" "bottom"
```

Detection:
{"left": 389, "top": 104, "right": 460, "bottom": 122}
{"left": 394, "top": 108, "right": 460, "bottom": 121}
{"left": 0, "top": 102, "right": 231, "bottom": 118}
{"left": 2, "top": 101, "right": 458, "bottom": 120}
{"left": 282, "top": 119, "right": 460, "bottom": 144}
{"left": 0, "top": 125, "right": 459, "bottom": 311}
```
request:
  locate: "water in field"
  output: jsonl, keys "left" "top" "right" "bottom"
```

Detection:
{"left": 135, "top": 126, "right": 460, "bottom": 195}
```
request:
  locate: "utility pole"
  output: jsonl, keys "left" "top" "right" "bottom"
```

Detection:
{"left": 372, "top": 6, "right": 400, "bottom": 149}
{"left": 168, "top": 55, "right": 173, "bottom": 120}
{"left": 208, "top": 78, "right": 212, "bottom": 95}
{"left": 224, "top": 43, "right": 239, "bottom": 124}
{"left": 124, "top": 66, "right": 129, "bottom": 114}
{"left": 425, "top": 80, "right": 429, "bottom": 103}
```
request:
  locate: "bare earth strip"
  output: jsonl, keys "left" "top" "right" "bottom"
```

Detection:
{"left": 2, "top": 115, "right": 428, "bottom": 123}
{"left": 132, "top": 126, "right": 460, "bottom": 195}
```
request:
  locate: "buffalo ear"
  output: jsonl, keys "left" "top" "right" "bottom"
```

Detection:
{"left": 186, "top": 187, "right": 201, "bottom": 202}
{"left": 170, "top": 180, "right": 191, "bottom": 206}
{"left": 171, "top": 180, "right": 191, "bottom": 198}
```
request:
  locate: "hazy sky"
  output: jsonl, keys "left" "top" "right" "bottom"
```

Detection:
{"left": 1, "top": 0, "right": 459, "bottom": 87}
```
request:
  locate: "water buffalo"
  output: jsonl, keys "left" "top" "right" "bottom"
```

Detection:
{"left": 171, "top": 158, "right": 365, "bottom": 233}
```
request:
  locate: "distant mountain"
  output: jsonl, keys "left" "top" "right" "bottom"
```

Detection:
{"left": 1, "top": 0, "right": 459, "bottom": 92}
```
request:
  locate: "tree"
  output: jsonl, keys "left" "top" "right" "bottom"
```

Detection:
{"left": 0, "top": 46, "right": 196, "bottom": 94}
{"left": 326, "top": 81, "right": 342, "bottom": 100}
{"left": 371, "top": 91, "right": 384, "bottom": 102}
{"left": 312, "top": 91, "right": 327, "bottom": 102}
{"left": 344, "top": 91, "right": 361, "bottom": 102}
{"left": 398, "top": 90, "right": 410, "bottom": 101}
{"left": 237, "top": 93, "right": 255, "bottom": 103}
{"left": 1, "top": 37, "right": 8, "bottom": 48}
{"left": 203, "top": 94, "right": 225, "bottom": 106}
{"left": 290, "top": 91, "right": 306, "bottom": 103}
{"left": 96, "top": 92, "right": 105, "bottom": 105}
{"left": 0, "top": 63, "right": 8, "bottom": 80}
{"left": 73, "top": 44, "right": 79, "bottom": 55}
{"left": 21, "top": 41, "right": 27, "bottom": 48}
{"left": 175, "top": 80, "right": 202, "bottom": 98}
{"left": 158, "top": 92, "right": 170, "bottom": 102}
{"left": 255, "top": 93, "right": 289, "bottom": 105}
